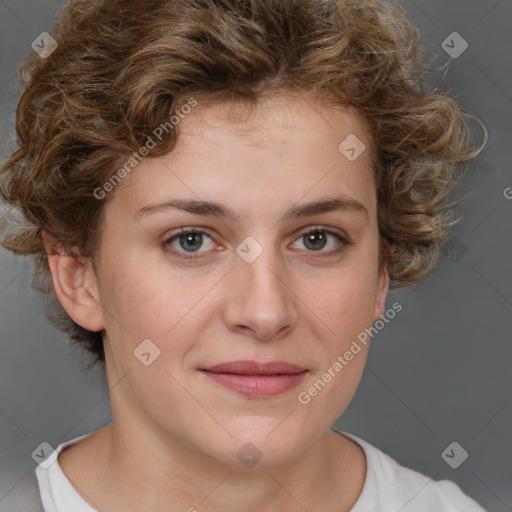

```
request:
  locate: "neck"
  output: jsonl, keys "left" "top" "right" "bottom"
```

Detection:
{"left": 64, "top": 420, "right": 365, "bottom": 512}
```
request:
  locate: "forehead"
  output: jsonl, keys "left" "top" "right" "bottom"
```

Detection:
{"left": 177, "top": 93, "right": 373, "bottom": 156}
{"left": 109, "top": 93, "right": 377, "bottom": 221}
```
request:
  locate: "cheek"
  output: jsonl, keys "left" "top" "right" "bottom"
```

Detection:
{"left": 307, "top": 261, "right": 378, "bottom": 413}
{"left": 298, "top": 280, "right": 373, "bottom": 420}
{"left": 99, "top": 255, "right": 218, "bottom": 362}
{"left": 307, "top": 264, "right": 378, "bottom": 348}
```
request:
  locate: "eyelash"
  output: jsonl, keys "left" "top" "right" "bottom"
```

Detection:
{"left": 163, "top": 226, "right": 350, "bottom": 261}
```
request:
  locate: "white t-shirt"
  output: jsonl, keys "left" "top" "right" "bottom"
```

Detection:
{"left": 35, "top": 427, "right": 487, "bottom": 512}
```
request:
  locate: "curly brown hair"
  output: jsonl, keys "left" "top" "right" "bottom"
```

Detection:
{"left": 0, "top": 0, "right": 486, "bottom": 367}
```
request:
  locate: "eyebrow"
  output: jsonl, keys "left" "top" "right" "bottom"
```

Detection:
{"left": 135, "top": 196, "right": 368, "bottom": 222}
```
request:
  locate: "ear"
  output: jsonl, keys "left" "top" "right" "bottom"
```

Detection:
{"left": 43, "top": 232, "right": 105, "bottom": 332}
{"left": 371, "top": 244, "right": 394, "bottom": 323}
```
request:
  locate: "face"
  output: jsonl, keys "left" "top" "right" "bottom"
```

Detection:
{"left": 71, "top": 93, "right": 389, "bottom": 467}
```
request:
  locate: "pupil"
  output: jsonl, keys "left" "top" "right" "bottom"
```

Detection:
{"left": 305, "top": 231, "right": 326, "bottom": 250}
{"left": 181, "top": 232, "right": 202, "bottom": 251}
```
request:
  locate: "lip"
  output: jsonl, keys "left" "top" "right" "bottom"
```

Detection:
{"left": 200, "top": 360, "right": 308, "bottom": 398}
{"left": 201, "top": 360, "right": 308, "bottom": 375}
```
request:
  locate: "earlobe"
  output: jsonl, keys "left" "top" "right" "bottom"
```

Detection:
{"left": 372, "top": 271, "right": 390, "bottom": 323}
{"left": 372, "top": 245, "right": 394, "bottom": 323}
{"left": 43, "top": 232, "right": 105, "bottom": 332}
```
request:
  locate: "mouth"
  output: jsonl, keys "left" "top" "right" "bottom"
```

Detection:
{"left": 199, "top": 360, "right": 308, "bottom": 397}
{"left": 201, "top": 360, "right": 308, "bottom": 375}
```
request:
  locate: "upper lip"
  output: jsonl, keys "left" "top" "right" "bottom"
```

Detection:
{"left": 201, "top": 360, "right": 308, "bottom": 375}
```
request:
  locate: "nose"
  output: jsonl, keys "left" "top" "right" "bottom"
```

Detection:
{"left": 222, "top": 240, "right": 299, "bottom": 341}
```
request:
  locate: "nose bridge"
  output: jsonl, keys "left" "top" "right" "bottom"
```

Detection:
{"left": 226, "top": 233, "right": 297, "bottom": 339}
{"left": 243, "top": 245, "right": 282, "bottom": 296}
{"left": 238, "top": 233, "right": 287, "bottom": 303}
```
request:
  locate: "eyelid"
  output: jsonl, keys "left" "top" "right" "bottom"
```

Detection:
{"left": 163, "top": 225, "right": 350, "bottom": 260}
{"left": 289, "top": 225, "right": 350, "bottom": 256}
{"left": 163, "top": 227, "right": 218, "bottom": 255}
{"left": 294, "top": 225, "right": 350, "bottom": 243}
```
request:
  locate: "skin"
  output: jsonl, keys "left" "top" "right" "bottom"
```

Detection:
{"left": 44, "top": 92, "right": 391, "bottom": 512}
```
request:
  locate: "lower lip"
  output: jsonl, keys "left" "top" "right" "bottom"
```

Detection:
{"left": 200, "top": 370, "right": 308, "bottom": 397}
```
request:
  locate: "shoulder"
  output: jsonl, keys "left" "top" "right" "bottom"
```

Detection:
{"left": 335, "top": 430, "right": 488, "bottom": 512}
{"left": 33, "top": 427, "right": 108, "bottom": 511}
{"left": 372, "top": 449, "right": 485, "bottom": 511}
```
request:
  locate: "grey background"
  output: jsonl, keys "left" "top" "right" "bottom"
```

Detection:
{"left": 0, "top": 1, "right": 511, "bottom": 510}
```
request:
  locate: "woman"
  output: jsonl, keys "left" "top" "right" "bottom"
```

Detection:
{"left": 0, "top": 0, "right": 487, "bottom": 510}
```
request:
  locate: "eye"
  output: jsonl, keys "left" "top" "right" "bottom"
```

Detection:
{"left": 290, "top": 226, "right": 349, "bottom": 257}
{"left": 163, "top": 228, "right": 218, "bottom": 260}
{"left": 163, "top": 226, "right": 349, "bottom": 261}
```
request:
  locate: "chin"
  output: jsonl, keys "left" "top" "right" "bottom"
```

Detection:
{"left": 201, "top": 422, "right": 312, "bottom": 469}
